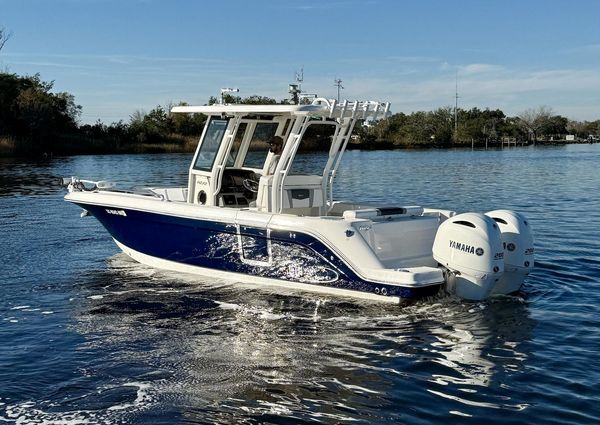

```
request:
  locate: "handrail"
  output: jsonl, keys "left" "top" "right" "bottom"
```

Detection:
{"left": 325, "top": 102, "right": 360, "bottom": 211}
{"left": 276, "top": 133, "right": 302, "bottom": 214}
{"left": 321, "top": 119, "right": 347, "bottom": 206}
{"left": 311, "top": 97, "right": 332, "bottom": 108}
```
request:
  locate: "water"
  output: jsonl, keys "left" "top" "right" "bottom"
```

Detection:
{"left": 1, "top": 145, "right": 599, "bottom": 424}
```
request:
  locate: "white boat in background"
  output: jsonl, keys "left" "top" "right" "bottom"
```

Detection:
{"left": 64, "top": 97, "right": 534, "bottom": 302}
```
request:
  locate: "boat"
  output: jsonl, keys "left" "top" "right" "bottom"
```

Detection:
{"left": 63, "top": 97, "right": 534, "bottom": 303}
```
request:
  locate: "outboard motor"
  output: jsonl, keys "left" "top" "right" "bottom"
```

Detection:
{"left": 485, "top": 210, "right": 534, "bottom": 295}
{"left": 432, "top": 213, "right": 504, "bottom": 300}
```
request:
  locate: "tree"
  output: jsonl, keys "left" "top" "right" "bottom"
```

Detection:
{"left": 208, "top": 94, "right": 277, "bottom": 105}
{"left": 583, "top": 120, "right": 600, "bottom": 137}
{"left": 168, "top": 102, "right": 206, "bottom": 135}
{"left": 0, "top": 72, "right": 81, "bottom": 152}
{"left": 14, "top": 87, "right": 54, "bottom": 145}
{"left": 540, "top": 115, "right": 568, "bottom": 138}
{"left": 518, "top": 106, "right": 554, "bottom": 142}
{"left": 429, "top": 107, "right": 454, "bottom": 144}
{"left": 128, "top": 107, "right": 168, "bottom": 143}
{"left": 400, "top": 111, "right": 430, "bottom": 145}
{"left": 0, "top": 26, "right": 11, "bottom": 52}
{"left": 129, "top": 109, "right": 146, "bottom": 126}
{"left": 242, "top": 95, "right": 277, "bottom": 105}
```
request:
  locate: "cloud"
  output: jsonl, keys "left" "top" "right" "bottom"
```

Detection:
{"left": 8, "top": 50, "right": 599, "bottom": 122}
{"left": 385, "top": 55, "right": 440, "bottom": 63}
{"left": 459, "top": 63, "right": 505, "bottom": 75}
{"left": 564, "top": 43, "right": 600, "bottom": 54}
{"left": 5, "top": 52, "right": 232, "bottom": 65}
{"left": 455, "top": 69, "right": 597, "bottom": 118}
{"left": 88, "top": 66, "right": 600, "bottom": 122}
{"left": 310, "top": 66, "right": 600, "bottom": 120}
{"left": 7, "top": 60, "right": 95, "bottom": 70}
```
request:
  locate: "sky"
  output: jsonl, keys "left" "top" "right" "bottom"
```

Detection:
{"left": 1, "top": 0, "right": 599, "bottom": 124}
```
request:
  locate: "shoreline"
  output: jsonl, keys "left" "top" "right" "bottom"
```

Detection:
{"left": 1, "top": 138, "right": 597, "bottom": 159}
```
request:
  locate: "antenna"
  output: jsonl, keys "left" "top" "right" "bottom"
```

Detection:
{"left": 289, "top": 67, "right": 304, "bottom": 105}
{"left": 334, "top": 77, "right": 344, "bottom": 103}
{"left": 295, "top": 67, "right": 304, "bottom": 92}
{"left": 454, "top": 71, "right": 460, "bottom": 142}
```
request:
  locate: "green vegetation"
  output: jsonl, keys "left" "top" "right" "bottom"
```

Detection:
{"left": 0, "top": 73, "right": 82, "bottom": 155}
{"left": 0, "top": 71, "right": 599, "bottom": 158}
{"left": 0, "top": 71, "right": 209, "bottom": 157}
{"left": 208, "top": 93, "right": 279, "bottom": 105}
{"left": 356, "top": 106, "right": 600, "bottom": 149}
{"left": 79, "top": 104, "right": 207, "bottom": 154}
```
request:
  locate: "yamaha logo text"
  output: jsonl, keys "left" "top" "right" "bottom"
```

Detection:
{"left": 449, "top": 240, "right": 484, "bottom": 256}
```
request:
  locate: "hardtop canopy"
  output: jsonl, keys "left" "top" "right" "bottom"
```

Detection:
{"left": 171, "top": 104, "right": 323, "bottom": 116}
{"left": 171, "top": 98, "right": 391, "bottom": 121}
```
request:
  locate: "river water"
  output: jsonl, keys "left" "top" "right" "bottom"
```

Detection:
{"left": 1, "top": 145, "right": 599, "bottom": 424}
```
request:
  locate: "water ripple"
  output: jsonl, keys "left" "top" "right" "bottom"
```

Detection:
{"left": 1, "top": 145, "right": 599, "bottom": 423}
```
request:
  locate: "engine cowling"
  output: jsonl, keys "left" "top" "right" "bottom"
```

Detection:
{"left": 432, "top": 213, "right": 504, "bottom": 300}
{"left": 485, "top": 210, "right": 534, "bottom": 295}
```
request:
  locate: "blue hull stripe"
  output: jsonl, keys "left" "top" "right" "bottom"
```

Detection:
{"left": 76, "top": 203, "right": 440, "bottom": 299}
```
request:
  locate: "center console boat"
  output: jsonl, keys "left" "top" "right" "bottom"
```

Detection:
{"left": 64, "top": 98, "right": 534, "bottom": 302}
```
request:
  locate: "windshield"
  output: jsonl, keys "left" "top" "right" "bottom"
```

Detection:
{"left": 226, "top": 122, "right": 247, "bottom": 167}
{"left": 193, "top": 118, "right": 229, "bottom": 171}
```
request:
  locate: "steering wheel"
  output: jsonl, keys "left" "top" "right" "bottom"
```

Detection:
{"left": 242, "top": 178, "right": 259, "bottom": 193}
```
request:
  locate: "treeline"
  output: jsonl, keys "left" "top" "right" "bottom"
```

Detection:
{"left": 0, "top": 72, "right": 293, "bottom": 157}
{"left": 1, "top": 71, "right": 599, "bottom": 157}
{"left": 356, "top": 106, "right": 600, "bottom": 148}
{"left": 0, "top": 71, "right": 210, "bottom": 156}
{"left": 80, "top": 104, "right": 206, "bottom": 153}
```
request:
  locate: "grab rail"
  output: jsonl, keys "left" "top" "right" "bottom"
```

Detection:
{"left": 311, "top": 98, "right": 391, "bottom": 121}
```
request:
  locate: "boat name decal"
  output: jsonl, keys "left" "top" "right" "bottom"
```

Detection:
{"left": 106, "top": 209, "right": 127, "bottom": 217}
{"left": 449, "top": 240, "right": 482, "bottom": 255}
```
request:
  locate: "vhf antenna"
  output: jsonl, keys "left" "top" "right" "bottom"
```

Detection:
{"left": 295, "top": 67, "right": 304, "bottom": 92}
{"left": 334, "top": 77, "right": 344, "bottom": 103}
{"left": 454, "top": 71, "right": 460, "bottom": 141}
{"left": 289, "top": 67, "right": 304, "bottom": 104}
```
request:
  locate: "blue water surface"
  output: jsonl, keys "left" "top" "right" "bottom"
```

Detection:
{"left": 1, "top": 145, "right": 599, "bottom": 424}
